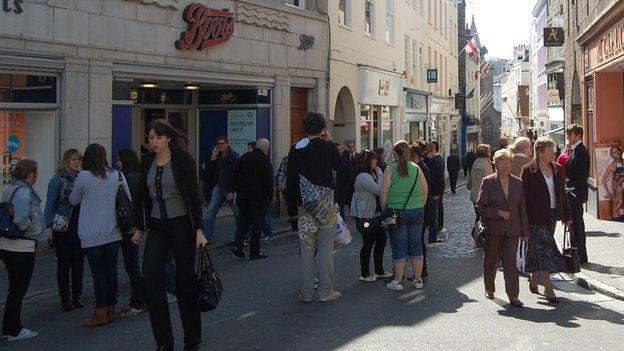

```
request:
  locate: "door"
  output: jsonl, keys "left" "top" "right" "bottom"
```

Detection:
{"left": 290, "top": 88, "right": 308, "bottom": 143}
{"left": 139, "top": 109, "right": 189, "bottom": 157}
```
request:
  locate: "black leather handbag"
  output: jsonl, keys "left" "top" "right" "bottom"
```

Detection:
{"left": 0, "top": 186, "right": 27, "bottom": 240}
{"left": 196, "top": 245, "right": 223, "bottom": 312}
{"left": 562, "top": 225, "right": 581, "bottom": 273}
{"left": 471, "top": 215, "right": 488, "bottom": 248}
{"left": 115, "top": 172, "right": 135, "bottom": 235}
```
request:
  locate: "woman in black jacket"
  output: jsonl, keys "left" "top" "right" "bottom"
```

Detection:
{"left": 132, "top": 119, "right": 207, "bottom": 351}
{"left": 116, "top": 148, "right": 144, "bottom": 317}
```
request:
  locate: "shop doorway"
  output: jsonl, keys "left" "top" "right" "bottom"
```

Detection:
{"left": 290, "top": 88, "right": 308, "bottom": 143}
{"left": 139, "top": 108, "right": 190, "bottom": 156}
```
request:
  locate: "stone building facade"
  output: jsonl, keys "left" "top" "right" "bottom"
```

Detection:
{"left": 0, "top": 0, "right": 330, "bottom": 197}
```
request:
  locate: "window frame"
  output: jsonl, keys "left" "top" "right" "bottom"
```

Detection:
{"left": 338, "top": 0, "right": 352, "bottom": 28}
{"left": 285, "top": 0, "right": 306, "bottom": 9}
{"left": 385, "top": 0, "right": 395, "bottom": 44}
{"left": 365, "top": 0, "right": 375, "bottom": 37}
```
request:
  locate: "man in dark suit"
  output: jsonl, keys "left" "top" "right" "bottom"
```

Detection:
{"left": 338, "top": 139, "right": 357, "bottom": 217}
{"left": 447, "top": 149, "right": 461, "bottom": 193}
{"left": 425, "top": 141, "right": 445, "bottom": 243}
{"left": 565, "top": 124, "right": 590, "bottom": 263}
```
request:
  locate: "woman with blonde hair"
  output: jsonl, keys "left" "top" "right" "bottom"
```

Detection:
{"left": 44, "top": 149, "right": 85, "bottom": 311}
{"left": 509, "top": 137, "right": 532, "bottom": 177}
{"left": 469, "top": 144, "right": 494, "bottom": 210}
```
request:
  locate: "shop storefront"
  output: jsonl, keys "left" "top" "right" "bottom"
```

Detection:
{"left": 579, "top": 2, "right": 624, "bottom": 219}
{"left": 358, "top": 66, "right": 403, "bottom": 152}
{"left": 404, "top": 89, "right": 430, "bottom": 142}
{"left": 0, "top": 0, "right": 329, "bottom": 200}
{"left": 429, "top": 96, "right": 457, "bottom": 157}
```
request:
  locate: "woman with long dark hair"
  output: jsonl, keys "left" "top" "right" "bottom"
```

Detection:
{"left": 380, "top": 141, "right": 428, "bottom": 291}
{"left": 116, "top": 148, "right": 145, "bottom": 317}
{"left": 69, "top": 143, "right": 130, "bottom": 327}
{"left": 350, "top": 150, "right": 391, "bottom": 282}
{"left": 44, "top": 149, "right": 85, "bottom": 311}
{"left": 133, "top": 119, "right": 206, "bottom": 351}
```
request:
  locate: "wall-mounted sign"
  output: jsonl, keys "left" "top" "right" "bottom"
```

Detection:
{"left": 2, "top": 0, "right": 23, "bottom": 14}
{"left": 586, "top": 17, "right": 624, "bottom": 72}
{"left": 544, "top": 27, "right": 564, "bottom": 47}
{"left": 298, "top": 34, "right": 315, "bottom": 50}
{"left": 378, "top": 80, "right": 390, "bottom": 96}
{"left": 175, "top": 3, "right": 235, "bottom": 50}
{"left": 427, "top": 69, "right": 438, "bottom": 83}
{"left": 227, "top": 110, "right": 257, "bottom": 156}
{"left": 547, "top": 89, "right": 561, "bottom": 103}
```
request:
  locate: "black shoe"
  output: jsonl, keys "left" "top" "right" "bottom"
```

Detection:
{"left": 61, "top": 297, "right": 75, "bottom": 311}
{"left": 156, "top": 345, "right": 173, "bottom": 351}
{"left": 546, "top": 296, "right": 560, "bottom": 304}
{"left": 72, "top": 296, "right": 86, "bottom": 309}
{"left": 249, "top": 252, "right": 268, "bottom": 260}
{"left": 230, "top": 247, "right": 245, "bottom": 259}
{"left": 429, "top": 238, "right": 445, "bottom": 244}
{"left": 184, "top": 345, "right": 199, "bottom": 351}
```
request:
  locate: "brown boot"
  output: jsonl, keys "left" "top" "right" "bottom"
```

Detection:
{"left": 81, "top": 307, "right": 109, "bottom": 327}
{"left": 107, "top": 305, "right": 116, "bottom": 323}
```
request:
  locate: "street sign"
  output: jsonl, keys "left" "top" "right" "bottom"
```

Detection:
{"left": 427, "top": 69, "right": 438, "bottom": 83}
{"left": 455, "top": 92, "right": 466, "bottom": 110}
{"left": 544, "top": 27, "right": 564, "bottom": 47}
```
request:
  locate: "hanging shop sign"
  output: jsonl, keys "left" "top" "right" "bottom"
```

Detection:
{"left": 543, "top": 27, "right": 564, "bottom": 47}
{"left": 427, "top": 69, "right": 438, "bottom": 83}
{"left": 175, "top": 3, "right": 235, "bottom": 50}
{"left": 2, "top": 0, "right": 23, "bottom": 14}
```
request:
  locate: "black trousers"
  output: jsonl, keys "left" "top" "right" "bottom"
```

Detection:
{"left": 143, "top": 216, "right": 200, "bottom": 348}
{"left": 568, "top": 193, "right": 588, "bottom": 263}
{"left": 0, "top": 250, "right": 35, "bottom": 337}
{"left": 121, "top": 234, "right": 144, "bottom": 309}
{"left": 438, "top": 195, "right": 445, "bottom": 230}
{"left": 54, "top": 231, "right": 84, "bottom": 298}
{"left": 355, "top": 217, "right": 386, "bottom": 277}
{"left": 463, "top": 166, "right": 468, "bottom": 177}
{"left": 234, "top": 198, "right": 269, "bottom": 255}
{"left": 449, "top": 172, "right": 459, "bottom": 193}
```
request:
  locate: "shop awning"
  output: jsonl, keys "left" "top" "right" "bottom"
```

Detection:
{"left": 406, "top": 113, "right": 427, "bottom": 122}
{"left": 544, "top": 126, "right": 564, "bottom": 135}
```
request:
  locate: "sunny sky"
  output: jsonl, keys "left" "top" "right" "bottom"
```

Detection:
{"left": 465, "top": 0, "right": 537, "bottom": 60}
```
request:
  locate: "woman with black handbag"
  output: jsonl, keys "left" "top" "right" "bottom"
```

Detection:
{"left": 132, "top": 119, "right": 207, "bottom": 351}
{"left": 380, "top": 141, "right": 428, "bottom": 291}
{"left": 520, "top": 137, "right": 570, "bottom": 304}
{"left": 69, "top": 144, "right": 130, "bottom": 327}
{"left": 351, "top": 150, "right": 391, "bottom": 282}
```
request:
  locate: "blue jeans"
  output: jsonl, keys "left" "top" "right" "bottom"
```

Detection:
{"left": 84, "top": 241, "right": 120, "bottom": 308}
{"left": 203, "top": 186, "right": 239, "bottom": 238}
{"left": 427, "top": 198, "right": 440, "bottom": 242}
{"left": 388, "top": 208, "right": 425, "bottom": 262}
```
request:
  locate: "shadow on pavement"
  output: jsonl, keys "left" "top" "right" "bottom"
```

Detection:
{"left": 585, "top": 231, "right": 621, "bottom": 238}
{"left": 581, "top": 262, "right": 624, "bottom": 275}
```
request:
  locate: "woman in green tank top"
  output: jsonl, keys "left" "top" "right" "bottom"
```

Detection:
{"left": 380, "top": 141, "right": 428, "bottom": 291}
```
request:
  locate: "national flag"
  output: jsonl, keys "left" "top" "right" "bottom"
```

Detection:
{"left": 465, "top": 38, "right": 478, "bottom": 56}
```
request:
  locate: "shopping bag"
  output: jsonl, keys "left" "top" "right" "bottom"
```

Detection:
{"left": 516, "top": 239, "right": 527, "bottom": 273}
{"left": 195, "top": 246, "right": 223, "bottom": 312}
{"left": 334, "top": 213, "right": 352, "bottom": 249}
{"left": 562, "top": 225, "right": 581, "bottom": 273}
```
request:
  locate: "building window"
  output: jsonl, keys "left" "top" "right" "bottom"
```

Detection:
{"left": 286, "top": 0, "right": 305, "bottom": 9}
{"left": 428, "top": 0, "right": 432, "bottom": 24}
{"left": 386, "top": 0, "right": 395, "bottom": 44}
{"left": 365, "top": 0, "right": 375, "bottom": 36}
{"left": 339, "top": 0, "right": 351, "bottom": 27}
{"left": 411, "top": 40, "right": 418, "bottom": 85}
{"left": 404, "top": 36, "right": 410, "bottom": 74}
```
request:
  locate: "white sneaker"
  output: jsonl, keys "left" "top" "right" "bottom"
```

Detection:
{"left": 386, "top": 280, "right": 404, "bottom": 291}
{"left": 375, "top": 271, "right": 393, "bottom": 279}
{"left": 6, "top": 329, "right": 38, "bottom": 342}
{"left": 440, "top": 227, "right": 448, "bottom": 233}
{"left": 359, "top": 275, "right": 377, "bottom": 282}
{"left": 413, "top": 279, "right": 424, "bottom": 289}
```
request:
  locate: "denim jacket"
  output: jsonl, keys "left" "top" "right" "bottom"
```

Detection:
{"left": 1, "top": 180, "right": 45, "bottom": 242}
{"left": 44, "top": 173, "right": 75, "bottom": 229}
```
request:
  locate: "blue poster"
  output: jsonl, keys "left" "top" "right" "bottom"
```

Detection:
{"left": 227, "top": 110, "right": 257, "bottom": 156}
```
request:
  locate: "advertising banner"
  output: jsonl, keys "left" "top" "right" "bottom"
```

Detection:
{"left": 227, "top": 109, "right": 257, "bottom": 156}
{"left": 0, "top": 110, "right": 26, "bottom": 185}
{"left": 596, "top": 143, "right": 624, "bottom": 219}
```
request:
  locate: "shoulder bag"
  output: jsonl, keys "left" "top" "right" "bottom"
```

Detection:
{"left": 382, "top": 169, "right": 419, "bottom": 230}
{"left": 0, "top": 186, "right": 28, "bottom": 240}
{"left": 115, "top": 171, "right": 135, "bottom": 235}
{"left": 562, "top": 224, "right": 581, "bottom": 273}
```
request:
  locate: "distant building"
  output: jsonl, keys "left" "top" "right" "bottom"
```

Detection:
{"left": 499, "top": 45, "right": 531, "bottom": 139}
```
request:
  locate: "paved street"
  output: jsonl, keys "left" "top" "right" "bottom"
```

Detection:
{"left": 2, "top": 185, "right": 624, "bottom": 350}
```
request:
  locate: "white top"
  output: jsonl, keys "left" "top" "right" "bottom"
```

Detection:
{"left": 571, "top": 140, "right": 582, "bottom": 151}
{"left": 544, "top": 173, "right": 557, "bottom": 209}
{"left": 0, "top": 238, "right": 36, "bottom": 252}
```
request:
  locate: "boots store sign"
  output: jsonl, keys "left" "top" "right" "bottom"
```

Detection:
{"left": 175, "top": 3, "right": 235, "bottom": 50}
{"left": 2, "top": 0, "right": 24, "bottom": 14}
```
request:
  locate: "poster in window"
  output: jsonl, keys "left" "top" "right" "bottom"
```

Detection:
{"left": 596, "top": 143, "right": 624, "bottom": 219}
{"left": 0, "top": 111, "right": 26, "bottom": 185}
{"left": 227, "top": 110, "right": 257, "bottom": 156}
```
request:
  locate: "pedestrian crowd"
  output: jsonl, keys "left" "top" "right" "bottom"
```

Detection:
{"left": 0, "top": 110, "right": 590, "bottom": 349}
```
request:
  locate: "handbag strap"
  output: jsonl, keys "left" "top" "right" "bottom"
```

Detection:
{"left": 563, "top": 224, "right": 570, "bottom": 250}
{"left": 401, "top": 167, "right": 420, "bottom": 211}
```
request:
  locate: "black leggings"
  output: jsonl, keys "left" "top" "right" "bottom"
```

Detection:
{"left": 143, "top": 216, "right": 200, "bottom": 348}
{"left": 0, "top": 250, "right": 35, "bottom": 336}
{"left": 355, "top": 217, "right": 386, "bottom": 277}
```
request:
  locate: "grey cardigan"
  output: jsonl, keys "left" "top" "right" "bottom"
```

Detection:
{"left": 350, "top": 169, "right": 383, "bottom": 219}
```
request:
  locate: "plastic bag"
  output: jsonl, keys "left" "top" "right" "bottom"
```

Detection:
{"left": 334, "top": 213, "right": 352, "bottom": 249}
